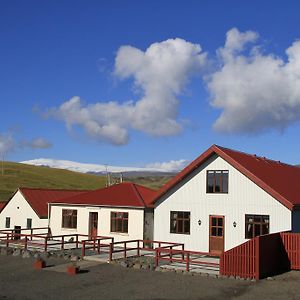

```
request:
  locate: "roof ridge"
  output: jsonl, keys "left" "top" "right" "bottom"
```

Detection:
{"left": 216, "top": 145, "right": 296, "bottom": 168}
{"left": 131, "top": 183, "right": 147, "bottom": 207}
{"left": 19, "top": 187, "right": 91, "bottom": 192}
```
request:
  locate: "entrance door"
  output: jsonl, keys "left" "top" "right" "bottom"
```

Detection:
{"left": 209, "top": 216, "right": 224, "bottom": 255}
{"left": 14, "top": 226, "right": 21, "bottom": 240}
{"left": 89, "top": 212, "right": 98, "bottom": 238}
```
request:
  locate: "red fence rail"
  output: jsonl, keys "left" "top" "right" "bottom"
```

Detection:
{"left": 108, "top": 239, "right": 184, "bottom": 262}
{"left": 155, "top": 248, "right": 219, "bottom": 272}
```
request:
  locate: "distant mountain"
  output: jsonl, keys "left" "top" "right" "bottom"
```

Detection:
{"left": 20, "top": 158, "right": 180, "bottom": 175}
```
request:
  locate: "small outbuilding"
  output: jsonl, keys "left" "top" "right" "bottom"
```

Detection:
{"left": 49, "top": 182, "right": 156, "bottom": 242}
{"left": 152, "top": 145, "right": 300, "bottom": 255}
{"left": 0, "top": 188, "right": 87, "bottom": 234}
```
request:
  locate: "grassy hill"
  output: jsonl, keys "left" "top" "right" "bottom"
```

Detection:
{"left": 0, "top": 162, "right": 107, "bottom": 202}
{"left": 0, "top": 162, "right": 172, "bottom": 202}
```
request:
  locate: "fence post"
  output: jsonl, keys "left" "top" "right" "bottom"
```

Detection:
{"left": 31, "top": 229, "right": 33, "bottom": 240}
{"left": 109, "top": 243, "right": 113, "bottom": 262}
{"left": 186, "top": 252, "right": 190, "bottom": 272}
{"left": 137, "top": 240, "right": 140, "bottom": 257}
{"left": 124, "top": 241, "right": 127, "bottom": 258}
{"left": 255, "top": 236, "right": 260, "bottom": 280}
{"left": 76, "top": 235, "right": 79, "bottom": 249}
{"left": 155, "top": 248, "right": 159, "bottom": 268}
{"left": 6, "top": 233, "right": 9, "bottom": 248}
{"left": 24, "top": 236, "right": 28, "bottom": 251}
{"left": 82, "top": 241, "right": 86, "bottom": 257}
{"left": 182, "top": 244, "right": 185, "bottom": 260}
{"left": 45, "top": 237, "right": 48, "bottom": 252}
{"left": 170, "top": 246, "right": 173, "bottom": 263}
{"left": 61, "top": 236, "right": 64, "bottom": 250}
{"left": 98, "top": 239, "right": 100, "bottom": 254}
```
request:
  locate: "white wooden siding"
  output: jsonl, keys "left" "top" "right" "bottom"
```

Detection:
{"left": 0, "top": 191, "right": 48, "bottom": 230}
{"left": 49, "top": 205, "right": 145, "bottom": 242}
{"left": 154, "top": 154, "right": 291, "bottom": 252}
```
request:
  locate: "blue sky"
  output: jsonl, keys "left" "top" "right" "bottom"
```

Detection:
{"left": 1, "top": 0, "right": 300, "bottom": 169}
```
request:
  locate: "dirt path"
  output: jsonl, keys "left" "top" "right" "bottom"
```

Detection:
{"left": 0, "top": 255, "right": 299, "bottom": 300}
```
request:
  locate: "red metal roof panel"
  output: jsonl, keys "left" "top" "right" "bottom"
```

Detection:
{"left": 50, "top": 182, "right": 156, "bottom": 208}
{"left": 19, "top": 188, "right": 89, "bottom": 218}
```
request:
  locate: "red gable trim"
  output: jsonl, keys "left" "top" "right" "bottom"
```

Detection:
{"left": 150, "top": 145, "right": 295, "bottom": 211}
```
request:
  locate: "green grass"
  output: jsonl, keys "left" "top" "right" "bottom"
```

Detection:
{"left": 0, "top": 162, "right": 107, "bottom": 202}
{"left": 0, "top": 162, "right": 172, "bottom": 203}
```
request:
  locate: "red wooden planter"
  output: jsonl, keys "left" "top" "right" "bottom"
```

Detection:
{"left": 34, "top": 259, "right": 46, "bottom": 270}
{"left": 67, "top": 266, "right": 80, "bottom": 275}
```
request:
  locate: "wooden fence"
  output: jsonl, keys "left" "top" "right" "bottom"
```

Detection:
{"left": 220, "top": 232, "right": 300, "bottom": 280}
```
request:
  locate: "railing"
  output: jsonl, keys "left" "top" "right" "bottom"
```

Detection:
{"left": 155, "top": 248, "right": 219, "bottom": 272}
{"left": 0, "top": 227, "right": 50, "bottom": 241}
{"left": 0, "top": 231, "right": 50, "bottom": 251}
{"left": 0, "top": 229, "right": 113, "bottom": 254}
{"left": 81, "top": 237, "right": 114, "bottom": 257}
{"left": 109, "top": 239, "right": 184, "bottom": 262}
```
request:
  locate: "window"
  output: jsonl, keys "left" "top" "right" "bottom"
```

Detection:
{"left": 62, "top": 209, "right": 77, "bottom": 229}
{"left": 111, "top": 212, "right": 128, "bottom": 233}
{"left": 207, "top": 170, "right": 229, "bottom": 193}
{"left": 245, "top": 214, "right": 269, "bottom": 239}
{"left": 5, "top": 217, "right": 10, "bottom": 228}
{"left": 27, "top": 218, "right": 32, "bottom": 229}
{"left": 170, "top": 211, "right": 190, "bottom": 234}
{"left": 210, "top": 216, "right": 224, "bottom": 237}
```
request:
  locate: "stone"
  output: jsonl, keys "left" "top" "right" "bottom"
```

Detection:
{"left": 141, "top": 264, "right": 149, "bottom": 270}
{"left": 120, "top": 261, "right": 129, "bottom": 268}
{"left": 175, "top": 269, "right": 184, "bottom": 274}
{"left": 22, "top": 251, "right": 31, "bottom": 258}
{"left": 70, "top": 255, "right": 80, "bottom": 262}
{"left": 0, "top": 248, "right": 8, "bottom": 255}
{"left": 33, "top": 252, "right": 40, "bottom": 259}
{"left": 12, "top": 249, "right": 22, "bottom": 256}
{"left": 63, "top": 254, "right": 71, "bottom": 261}
{"left": 155, "top": 267, "right": 161, "bottom": 272}
{"left": 133, "top": 263, "right": 142, "bottom": 270}
{"left": 267, "top": 277, "right": 274, "bottom": 281}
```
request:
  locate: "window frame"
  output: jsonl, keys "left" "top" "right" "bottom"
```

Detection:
{"left": 61, "top": 209, "right": 77, "bottom": 229}
{"left": 5, "top": 217, "right": 10, "bottom": 229}
{"left": 245, "top": 214, "right": 270, "bottom": 239}
{"left": 170, "top": 211, "right": 190, "bottom": 235}
{"left": 26, "top": 218, "right": 32, "bottom": 229}
{"left": 110, "top": 211, "right": 129, "bottom": 233}
{"left": 206, "top": 170, "right": 229, "bottom": 194}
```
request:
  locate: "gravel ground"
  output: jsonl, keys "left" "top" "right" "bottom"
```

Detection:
{"left": 0, "top": 255, "right": 300, "bottom": 300}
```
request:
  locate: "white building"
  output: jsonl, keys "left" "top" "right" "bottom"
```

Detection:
{"left": 49, "top": 182, "right": 156, "bottom": 242}
{"left": 152, "top": 145, "right": 300, "bottom": 255}
{"left": 0, "top": 188, "right": 87, "bottom": 235}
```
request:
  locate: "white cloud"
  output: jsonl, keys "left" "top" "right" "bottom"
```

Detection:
{"left": 208, "top": 28, "right": 300, "bottom": 133}
{"left": 21, "top": 158, "right": 187, "bottom": 173}
{"left": 145, "top": 159, "right": 188, "bottom": 172}
{"left": 21, "top": 138, "right": 52, "bottom": 149}
{"left": 47, "top": 38, "right": 207, "bottom": 145}
{"left": 0, "top": 132, "right": 15, "bottom": 156}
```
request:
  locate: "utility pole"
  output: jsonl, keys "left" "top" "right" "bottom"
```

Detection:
{"left": 1, "top": 154, "right": 3, "bottom": 176}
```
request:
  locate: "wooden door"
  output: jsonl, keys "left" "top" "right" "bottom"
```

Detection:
{"left": 89, "top": 212, "right": 98, "bottom": 238}
{"left": 209, "top": 215, "right": 224, "bottom": 255}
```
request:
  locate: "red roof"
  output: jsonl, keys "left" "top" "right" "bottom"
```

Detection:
{"left": 0, "top": 202, "right": 6, "bottom": 212}
{"left": 150, "top": 145, "right": 300, "bottom": 210}
{"left": 50, "top": 182, "right": 157, "bottom": 208}
{"left": 19, "top": 188, "right": 89, "bottom": 218}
